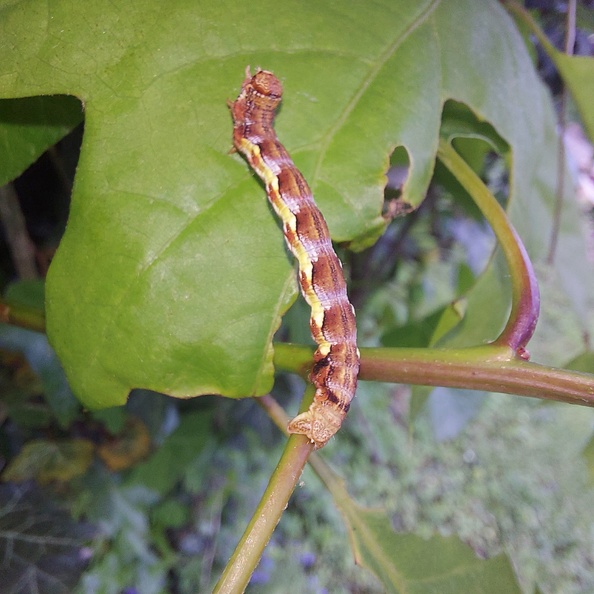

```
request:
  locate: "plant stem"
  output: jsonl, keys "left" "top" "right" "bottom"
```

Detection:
{"left": 212, "top": 401, "right": 313, "bottom": 594}
{"left": 503, "top": 1, "right": 561, "bottom": 57}
{"left": 504, "top": 0, "right": 580, "bottom": 264}
{"left": 0, "top": 300, "right": 46, "bottom": 333}
{"left": 259, "top": 393, "right": 354, "bottom": 506}
{"left": 437, "top": 138, "right": 540, "bottom": 352}
{"left": 274, "top": 343, "right": 594, "bottom": 407}
{"left": 546, "top": 0, "right": 575, "bottom": 264}
{"left": 272, "top": 342, "right": 312, "bottom": 379}
{"left": 0, "top": 184, "right": 39, "bottom": 280}
{"left": 361, "top": 346, "right": 594, "bottom": 406}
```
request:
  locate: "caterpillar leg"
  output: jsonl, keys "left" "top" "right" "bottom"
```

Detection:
{"left": 287, "top": 401, "right": 345, "bottom": 449}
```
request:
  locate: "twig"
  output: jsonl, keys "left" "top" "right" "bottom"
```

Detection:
{"left": 212, "top": 394, "right": 314, "bottom": 594}
{"left": 0, "top": 184, "right": 38, "bottom": 280}
{"left": 547, "top": 0, "right": 577, "bottom": 264}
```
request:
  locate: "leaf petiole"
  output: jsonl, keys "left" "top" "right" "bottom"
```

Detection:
{"left": 436, "top": 138, "right": 540, "bottom": 353}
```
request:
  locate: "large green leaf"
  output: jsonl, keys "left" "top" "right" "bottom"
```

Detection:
{"left": 0, "top": 0, "right": 590, "bottom": 407}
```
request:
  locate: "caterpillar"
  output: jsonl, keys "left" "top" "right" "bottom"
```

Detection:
{"left": 230, "top": 67, "right": 360, "bottom": 449}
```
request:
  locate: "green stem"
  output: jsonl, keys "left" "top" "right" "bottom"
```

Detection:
{"left": 213, "top": 394, "right": 314, "bottom": 594}
{"left": 504, "top": 1, "right": 561, "bottom": 58}
{"left": 504, "top": 0, "right": 575, "bottom": 265}
{"left": 0, "top": 300, "right": 46, "bottom": 333}
{"left": 274, "top": 343, "right": 594, "bottom": 407}
{"left": 361, "top": 346, "right": 594, "bottom": 406}
{"left": 437, "top": 138, "right": 540, "bottom": 352}
{"left": 272, "top": 341, "right": 312, "bottom": 379}
{"left": 259, "top": 393, "right": 355, "bottom": 507}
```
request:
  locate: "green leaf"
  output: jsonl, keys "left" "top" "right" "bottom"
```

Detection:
{"left": 4, "top": 279, "right": 45, "bottom": 310}
{"left": 312, "top": 440, "right": 522, "bottom": 593}
{"left": 0, "top": 0, "right": 590, "bottom": 408}
{"left": 381, "top": 304, "right": 464, "bottom": 349}
{"left": 2, "top": 438, "right": 94, "bottom": 483}
{"left": 507, "top": 2, "right": 594, "bottom": 142}
{"left": 150, "top": 498, "right": 189, "bottom": 530}
{"left": 0, "top": 325, "right": 80, "bottom": 427}
{"left": 91, "top": 405, "right": 127, "bottom": 434}
{"left": 565, "top": 351, "right": 594, "bottom": 374}
{"left": 125, "top": 411, "right": 213, "bottom": 496}
{"left": 0, "top": 483, "right": 95, "bottom": 593}
{"left": 552, "top": 53, "right": 594, "bottom": 141}
{"left": 74, "top": 475, "right": 169, "bottom": 592}
{"left": 0, "top": 95, "right": 82, "bottom": 185}
{"left": 339, "top": 501, "right": 521, "bottom": 593}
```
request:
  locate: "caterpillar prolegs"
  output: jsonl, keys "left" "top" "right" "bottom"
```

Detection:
{"left": 230, "top": 67, "right": 360, "bottom": 449}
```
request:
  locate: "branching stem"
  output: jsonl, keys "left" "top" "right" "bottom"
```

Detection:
{"left": 212, "top": 389, "right": 314, "bottom": 594}
{"left": 437, "top": 138, "right": 540, "bottom": 352}
{"left": 275, "top": 343, "right": 594, "bottom": 407}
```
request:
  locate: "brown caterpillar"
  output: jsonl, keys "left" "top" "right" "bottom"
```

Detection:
{"left": 230, "top": 67, "right": 360, "bottom": 449}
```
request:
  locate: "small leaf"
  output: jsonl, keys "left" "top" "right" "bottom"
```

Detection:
{"left": 151, "top": 499, "right": 189, "bottom": 530}
{"left": 91, "top": 405, "right": 127, "bottom": 434}
{"left": 565, "top": 351, "right": 594, "bottom": 374}
{"left": 2, "top": 438, "right": 94, "bottom": 484}
{"left": 382, "top": 308, "right": 449, "bottom": 349}
{"left": 381, "top": 305, "right": 463, "bottom": 349}
{"left": 340, "top": 501, "right": 521, "bottom": 593}
{"left": 97, "top": 417, "right": 151, "bottom": 472}
{"left": 511, "top": 6, "right": 594, "bottom": 142}
{"left": 126, "top": 411, "right": 213, "bottom": 496}
{"left": 4, "top": 279, "right": 45, "bottom": 310}
{"left": 0, "top": 95, "right": 83, "bottom": 186}
{"left": 552, "top": 54, "right": 594, "bottom": 141}
{"left": 0, "top": 326, "right": 80, "bottom": 427}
